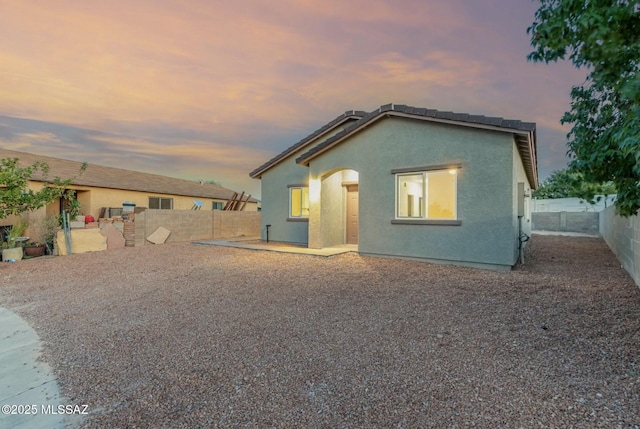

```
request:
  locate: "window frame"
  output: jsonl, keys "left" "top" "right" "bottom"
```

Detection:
{"left": 288, "top": 185, "right": 309, "bottom": 221}
{"left": 148, "top": 196, "right": 173, "bottom": 210}
{"left": 391, "top": 165, "right": 462, "bottom": 226}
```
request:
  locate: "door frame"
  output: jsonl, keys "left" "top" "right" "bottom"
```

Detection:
{"left": 344, "top": 183, "right": 358, "bottom": 245}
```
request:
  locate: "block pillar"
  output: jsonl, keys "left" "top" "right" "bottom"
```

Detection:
{"left": 308, "top": 176, "right": 322, "bottom": 249}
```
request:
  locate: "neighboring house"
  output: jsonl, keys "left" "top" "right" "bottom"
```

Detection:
{"left": 250, "top": 103, "right": 538, "bottom": 270}
{"left": 1, "top": 148, "right": 257, "bottom": 240}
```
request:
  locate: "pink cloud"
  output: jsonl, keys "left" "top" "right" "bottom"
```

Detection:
{"left": 0, "top": 0, "right": 588, "bottom": 194}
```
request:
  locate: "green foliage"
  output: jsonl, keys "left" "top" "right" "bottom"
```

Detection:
{"left": 0, "top": 157, "right": 87, "bottom": 219}
{"left": 533, "top": 168, "right": 616, "bottom": 204}
{"left": 3, "top": 217, "right": 28, "bottom": 249}
{"left": 200, "top": 178, "right": 222, "bottom": 186}
{"left": 52, "top": 189, "right": 83, "bottom": 226}
{"left": 528, "top": 0, "right": 640, "bottom": 216}
{"left": 533, "top": 170, "right": 574, "bottom": 199}
{"left": 61, "top": 190, "right": 82, "bottom": 220}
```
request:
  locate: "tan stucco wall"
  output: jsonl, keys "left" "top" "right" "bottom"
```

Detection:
{"left": 1, "top": 181, "right": 49, "bottom": 242}
{"left": 58, "top": 184, "right": 257, "bottom": 218}
{"left": 0, "top": 214, "right": 22, "bottom": 228}
{"left": 1, "top": 180, "right": 257, "bottom": 242}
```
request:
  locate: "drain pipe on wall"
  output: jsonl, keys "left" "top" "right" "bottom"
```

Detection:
{"left": 516, "top": 183, "right": 530, "bottom": 265}
{"left": 518, "top": 215, "right": 530, "bottom": 265}
{"left": 265, "top": 224, "right": 271, "bottom": 243}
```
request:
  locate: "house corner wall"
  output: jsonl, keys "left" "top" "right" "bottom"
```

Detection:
{"left": 307, "top": 117, "right": 516, "bottom": 268}
{"left": 257, "top": 123, "right": 356, "bottom": 246}
{"left": 259, "top": 164, "right": 310, "bottom": 245}
{"left": 513, "top": 140, "right": 533, "bottom": 264}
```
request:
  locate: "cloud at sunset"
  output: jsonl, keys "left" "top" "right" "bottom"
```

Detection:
{"left": 0, "top": 0, "right": 587, "bottom": 197}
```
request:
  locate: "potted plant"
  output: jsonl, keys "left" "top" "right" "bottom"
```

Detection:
{"left": 24, "top": 241, "right": 46, "bottom": 257}
{"left": 1, "top": 218, "right": 27, "bottom": 261}
{"left": 1, "top": 157, "right": 85, "bottom": 259}
{"left": 29, "top": 215, "right": 59, "bottom": 255}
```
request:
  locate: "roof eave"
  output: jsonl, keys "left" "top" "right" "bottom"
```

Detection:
{"left": 27, "top": 176, "right": 253, "bottom": 201}
{"left": 296, "top": 110, "right": 537, "bottom": 168}
{"left": 519, "top": 129, "right": 539, "bottom": 189}
{"left": 296, "top": 112, "right": 386, "bottom": 166}
{"left": 249, "top": 112, "right": 365, "bottom": 179}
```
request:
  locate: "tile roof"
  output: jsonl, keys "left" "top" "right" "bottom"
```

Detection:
{"left": 249, "top": 110, "right": 366, "bottom": 178}
{"left": 293, "top": 103, "right": 538, "bottom": 187}
{"left": 0, "top": 148, "right": 256, "bottom": 201}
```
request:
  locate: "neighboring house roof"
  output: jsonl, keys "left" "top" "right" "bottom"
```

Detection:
{"left": 0, "top": 148, "right": 256, "bottom": 202}
{"left": 251, "top": 103, "right": 538, "bottom": 188}
{"left": 249, "top": 110, "right": 367, "bottom": 178}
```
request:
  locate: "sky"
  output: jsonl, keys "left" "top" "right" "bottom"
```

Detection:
{"left": 0, "top": 0, "right": 587, "bottom": 199}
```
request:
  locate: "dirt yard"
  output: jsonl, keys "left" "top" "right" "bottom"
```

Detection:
{"left": 1, "top": 235, "right": 639, "bottom": 428}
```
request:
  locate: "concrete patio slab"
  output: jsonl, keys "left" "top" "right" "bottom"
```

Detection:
{"left": 532, "top": 230, "right": 600, "bottom": 238}
{"left": 195, "top": 238, "right": 357, "bottom": 257}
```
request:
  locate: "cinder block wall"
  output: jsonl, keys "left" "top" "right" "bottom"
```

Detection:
{"left": 135, "top": 212, "right": 146, "bottom": 247}
{"left": 135, "top": 210, "right": 261, "bottom": 245}
{"left": 532, "top": 212, "right": 599, "bottom": 234}
{"left": 139, "top": 210, "right": 213, "bottom": 244}
{"left": 213, "top": 211, "right": 261, "bottom": 239}
{"left": 600, "top": 206, "right": 640, "bottom": 287}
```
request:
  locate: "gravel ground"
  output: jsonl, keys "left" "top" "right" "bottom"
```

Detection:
{"left": 1, "top": 235, "right": 639, "bottom": 428}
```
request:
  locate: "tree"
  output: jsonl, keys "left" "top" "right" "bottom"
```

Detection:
{"left": 199, "top": 178, "right": 223, "bottom": 186}
{"left": 533, "top": 168, "right": 616, "bottom": 204}
{"left": 527, "top": 0, "right": 640, "bottom": 216}
{"left": 0, "top": 157, "right": 86, "bottom": 219}
{"left": 533, "top": 169, "right": 578, "bottom": 199}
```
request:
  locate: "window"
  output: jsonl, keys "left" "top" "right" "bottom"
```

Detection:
{"left": 212, "top": 201, "right": 224, "bottom": 210}
{"left": 149, "top": 197, "right": 173, "bottom": 210}
{"left": 396, "top": 169, "right": 457, "bottom": 220}
{"left": 289, "top": 187, "right": 309, "bottom": 218}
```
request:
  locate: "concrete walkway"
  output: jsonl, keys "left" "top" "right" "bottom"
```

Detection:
{"left": 195, "top": 237, "right": 358, "bottom": 257}
{"left": 0, "top": 307, "right": 74, "bottom": 429}
{"left": 532, "top": 230, "right": 600, "bottom": 238}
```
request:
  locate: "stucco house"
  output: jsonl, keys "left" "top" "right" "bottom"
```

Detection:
{"left": 250, "top": 103, "right": 538, "bottom": 270}
{"left": 1, "top": 148, "right": 258, "bottom": 241}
